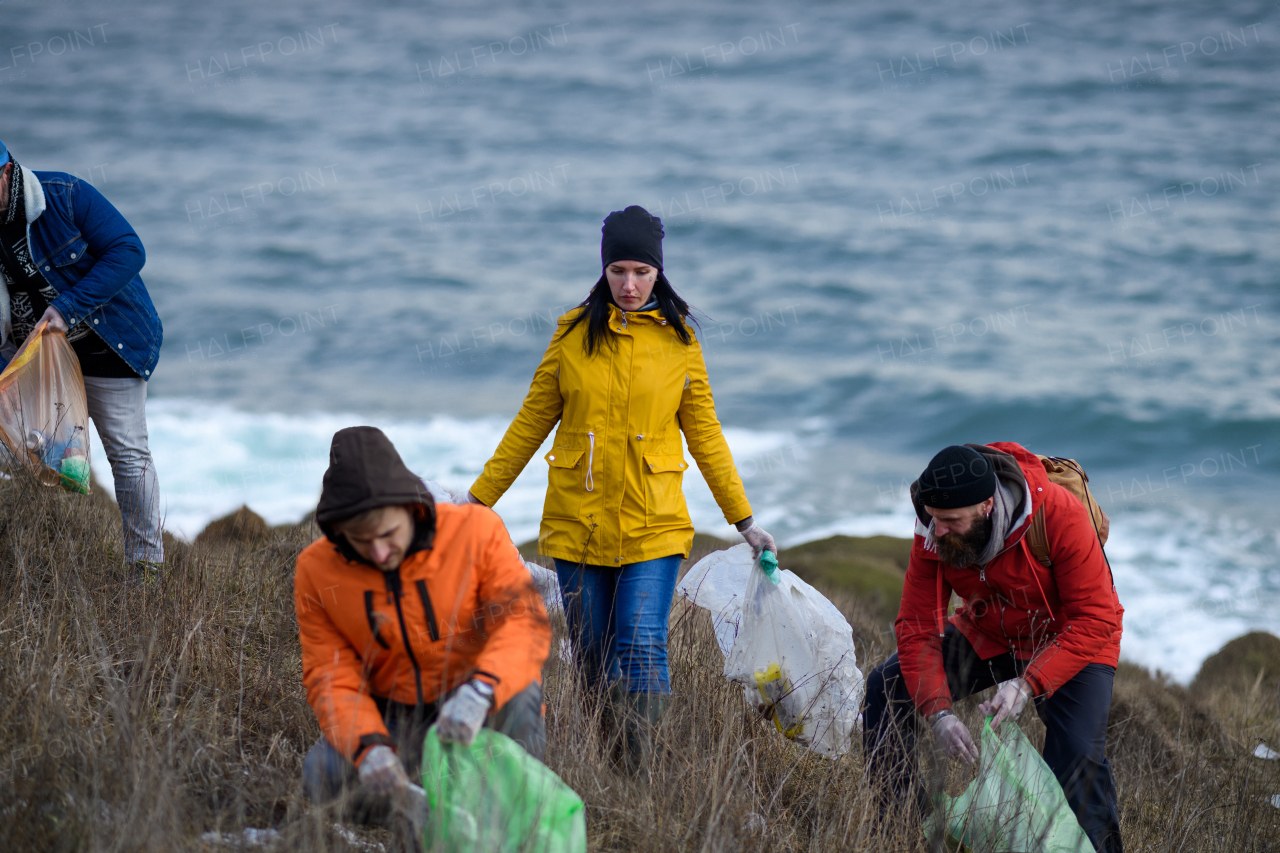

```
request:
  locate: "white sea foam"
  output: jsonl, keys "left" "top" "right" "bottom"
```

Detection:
{"left": 89, "top": 399, "right": 1278, "bottom": 683}
{"left": 91, "top": 398, "right": 797, "bottom": 547}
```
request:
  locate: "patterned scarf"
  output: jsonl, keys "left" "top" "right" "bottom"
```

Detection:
{"left": 0, "top": 157, "right": 42, "bottom": 291}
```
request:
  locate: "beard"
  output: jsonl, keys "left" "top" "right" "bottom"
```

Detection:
{"left": 936, "top": 514, "right": 993, "bottom": 568}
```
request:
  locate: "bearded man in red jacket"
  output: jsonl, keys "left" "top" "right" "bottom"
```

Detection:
{"left": 863, "top": 443, "right": 1124, "bottom": 853}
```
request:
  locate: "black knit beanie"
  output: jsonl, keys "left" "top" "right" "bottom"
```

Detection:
{"left": 601, "top": 205, "right": 664, "bottom": 270}
{"left": 917, "top": 445, "right": 997, "bottom": 509}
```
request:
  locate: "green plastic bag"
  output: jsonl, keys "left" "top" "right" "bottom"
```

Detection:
{"left": 421, "top": 728, "right": 586, "bottom": 853}
{"left": 933, "top": 717, "right": 1092, "bottom": 853}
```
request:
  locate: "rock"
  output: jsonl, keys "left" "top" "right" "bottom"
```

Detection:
{"left": 1192, "top": 631, "right": 1280, "bottom": 695}
{"left": 196, "top": 505, "right": 270, "bottom": 547}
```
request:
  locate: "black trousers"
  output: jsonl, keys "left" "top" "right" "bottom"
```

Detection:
{"left": 863, "top": 627, "right": 1123, "bottom": 853}
{"left": 302, "top": 681, "right": 546, "bottom": 806}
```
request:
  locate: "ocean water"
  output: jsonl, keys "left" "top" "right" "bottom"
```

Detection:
{"left": 4, "top": 0, "right": 1278, "bottom": 682}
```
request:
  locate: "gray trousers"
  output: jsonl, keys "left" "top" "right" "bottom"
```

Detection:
{"left": 302, "top": 681, "right": 546, "bottom": 805}
{"left": 84, "top": 376, "right": 163, "bottom": 564}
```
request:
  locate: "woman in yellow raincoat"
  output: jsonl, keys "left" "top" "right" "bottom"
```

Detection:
{"left": 468, "top": 206, "right": 775, "bottom": 768}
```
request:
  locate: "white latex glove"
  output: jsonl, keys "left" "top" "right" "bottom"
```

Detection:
{"left": 737, "top": 519, "right": 777, "bottom": 560}
{"left": 931, "top": 712, "right": 979, "bottom": 764}
{"left": 398, "top": 783, "right": 430, "bottom": 838}
{"left": 436, "top": 680, "right": 494, "bottom": 746}
{"left": 35, "top": 306, "right": 68, "bottom": 337}
{"left": 464, "top": 491, "right": 484, "bottom": 505}
{"left": 357, "top": 745, "right": 410, "bottom": 795}
{"left": 979, "top": 678, "right": 1032, "bottom": 728}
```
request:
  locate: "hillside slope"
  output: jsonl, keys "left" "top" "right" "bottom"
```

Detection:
{"left": 1, "top": 484, "right": 1276, "bottom": 851}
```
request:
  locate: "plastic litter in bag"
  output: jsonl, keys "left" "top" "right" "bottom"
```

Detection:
{"left": 933, "top": 717, "right": 1091, "bottom": 853}
{"left": 677, "top": 543, "right": 864, "bottom": 757}
{"left": 0, "top": 321, "right": 91, "bottom": 494}
{"left": 421, "top": 727, "right": 586, "bottom": 853}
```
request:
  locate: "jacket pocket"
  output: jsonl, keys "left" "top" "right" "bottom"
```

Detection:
{"left": 543, "top": 448, "right": 586, "bottom": 520}
{"left": 45, "top": 236, "right": 93, "bottom": 290}
{"left": 51, "top": 237, "right": 89, "bottom": 268}
{"left": 643, "top": 453, "right": 689, "bottom": 526}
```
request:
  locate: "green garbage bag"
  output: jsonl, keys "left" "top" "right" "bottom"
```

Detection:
{"left": 933, "top": 717, "right": 1092, "bottom": 853}
{"left": 421, "top": 728, "right": 586, "bottom": 853}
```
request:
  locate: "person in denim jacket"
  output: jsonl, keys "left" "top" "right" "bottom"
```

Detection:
{"left": 0, "top": 139, "right": 164, "bottom": 581}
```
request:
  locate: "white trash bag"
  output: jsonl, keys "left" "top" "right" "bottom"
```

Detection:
{"left": 678, "top": 543, "right": 864, "bottom": 757}
{"left": 423, "top": 479, "right": 460, "bottom": 506}
{"left": 524, "top": 559, "right": 564, "bottom": 617}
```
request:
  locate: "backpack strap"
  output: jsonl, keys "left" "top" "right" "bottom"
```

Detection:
{"left": 1026, "top": 504, "right": 1052, "bottom": 568}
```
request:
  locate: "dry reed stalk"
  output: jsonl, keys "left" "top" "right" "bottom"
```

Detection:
{"left": 0, "top": 473, "right": 1277, "bottom": 851}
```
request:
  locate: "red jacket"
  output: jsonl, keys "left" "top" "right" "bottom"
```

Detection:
{"left": 895, "top": 442, "right": 1124, "bottom": 717}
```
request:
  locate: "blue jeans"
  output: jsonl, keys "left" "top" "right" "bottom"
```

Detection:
{"left": 863, "top": 626, "right": 1123, "bottom": 853}
{"left": 84, "top": 376, "right": 163, "bottom": 564}
{"left": 554, "top": 554, "right": 682, "bottom": 694}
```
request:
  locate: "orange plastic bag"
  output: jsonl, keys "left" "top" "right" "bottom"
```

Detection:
{"left": 0, "top": 321, "right": 92, "bottom": 493}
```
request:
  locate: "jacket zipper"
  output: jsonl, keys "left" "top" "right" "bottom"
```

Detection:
{"left": 385, "top": 570, "right": 425, "bottom": 707}
{"left": 585, "top": 430, "right": 595, "bottom": 492}
{"left": 934, "top": 500, "right": 1061, "bottom": 652}
{"left": 414, "top": 579, "right": 441, "bottom": 642}
{"left": 978, "top": 566, "right": 1015, "bottom": 645}
{"left": 364, "top": 591, "right": 390, "bottom": 649}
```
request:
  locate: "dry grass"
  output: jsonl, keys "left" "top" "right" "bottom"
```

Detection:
{"left": 2, "top": 473, "right": 1279, "bottom": 851}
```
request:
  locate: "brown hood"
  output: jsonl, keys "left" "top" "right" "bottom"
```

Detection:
{"left": 316, "top": 426, "right": 435, "bottom": 560}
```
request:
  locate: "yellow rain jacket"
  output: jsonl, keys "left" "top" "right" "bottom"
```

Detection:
{"left": 470, "top": 304, "right": 752, "bottom": 566}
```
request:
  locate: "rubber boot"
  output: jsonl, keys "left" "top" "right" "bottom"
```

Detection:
{"left": 601, "top": 682, "right": 627, "bottom": 764}
{"left": 620, "top": 692, "right": 670, "bottom": 777}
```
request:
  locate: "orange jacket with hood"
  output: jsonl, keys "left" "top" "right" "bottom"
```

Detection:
{"left": 294, "top": 427, "right": 551, "bottom": 767}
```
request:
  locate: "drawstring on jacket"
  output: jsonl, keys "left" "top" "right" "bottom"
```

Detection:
{"left": 936, "top": 570, "right": 946, "bottom": 638}
{"left": 933, "top": 535, "right": 1058, "bottom": 644}
{"left": 585, "top": 431, "right": 595, "bottom": 492}
{"left": 1020, "top": 537, "right": 1056, "bottom": 621}
{"left": 934, "top": 521, "right": 1057, "bottom": 642}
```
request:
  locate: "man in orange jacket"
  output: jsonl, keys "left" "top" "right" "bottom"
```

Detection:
{"left": 863, "top": 443, "right": 1124, "bottom": 853}
{"left": 296, "top": 426, "right": 551, "bottom": 813}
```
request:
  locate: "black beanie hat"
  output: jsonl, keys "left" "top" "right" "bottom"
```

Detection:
{"left": 917, "top": 445, "right": 997, "bottom": 509}
{"left": 601, "top": 205, "right": 664, "bottom": 270}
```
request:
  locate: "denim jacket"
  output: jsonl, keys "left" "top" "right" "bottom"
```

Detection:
{"left": 2, "top": 171, "right": 162, "bottom": 378}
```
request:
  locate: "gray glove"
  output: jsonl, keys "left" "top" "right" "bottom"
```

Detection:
{"left": 436, "top": 680, "right": 494, "bottom": 746}
{"left": 979, "top": 678, "right": 1032, "bottom": 728}
{"left": 358, "top": 744, "right": 410, "bottom": 794}
{"left": 736, "top": 517, "right": 777, "bottom": 559}
{"left": 931, "top": 711, "right": 979, "bottom": 764}
{"left": 399, "top": 783, "right": 430, "bottom": 838}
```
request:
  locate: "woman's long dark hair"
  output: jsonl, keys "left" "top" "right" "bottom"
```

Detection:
{"left": 565, "top": 271, "right": 697, "bottom": 356}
